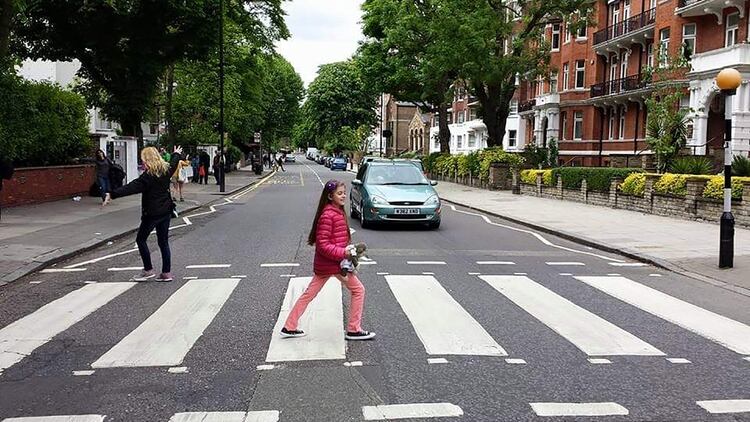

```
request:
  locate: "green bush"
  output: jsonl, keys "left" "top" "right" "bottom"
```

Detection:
{"left": 702, "top": 176, "right": 749, "bottom": 200}
{"left": 654, "top": 173, "right": 687, "bottom": 196}
{"left": 456, "top": 151, "right": 481, "bottom": 177}
{"left": 619, "top": 172, "right": 646, "bottom": 196}
{"left": 520, "top": 169, "right": 554, "bottom": 186}
{"left": 423, "top": 152, "right": 443, "bottom": 174}
{"left": 733, "top": 155, "right": 750, "bottom": 177}
{"left": 477, "top": 147, "right": 524, "bottom": 181}
{"left": 669, "top": 156, "right": 714, "bottom": 175}
{"left": 0, "top": 71, "right": 91, "bottom": 166}
{"left": 551, "top": 167, "right": 643, "bottom": 192}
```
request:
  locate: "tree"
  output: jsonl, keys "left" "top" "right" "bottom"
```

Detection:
{"left": 12, "top": 0, "right": 287, "bottom": 146}
{"left": 257, "top": 55, "right": 305, "bottom": 153}
{"left": 359, "top": 0, "right": 460, "bottom": 154}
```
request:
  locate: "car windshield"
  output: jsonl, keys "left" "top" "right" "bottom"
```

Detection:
{"left": 333, "top": 158, "right": 346, "bottom": 163}
{"left": 365, "top": 165, "right": 429, "bottom": 185}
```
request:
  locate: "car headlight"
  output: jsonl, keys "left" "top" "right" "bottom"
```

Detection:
{"left": 426, "top": 195, "right": 440, "bottom": 205}
{"left": 370, "top": 195, "right": 386, "bottom": 205}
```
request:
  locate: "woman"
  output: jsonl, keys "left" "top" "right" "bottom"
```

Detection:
{"left": 171, "top": 155, "right": 191, "bottom": 202}
{"left": 104, "top": 146, "right": 183, "bottom": 282}
{"left": 94, "top": 149, "right": 112, "bottom": 203}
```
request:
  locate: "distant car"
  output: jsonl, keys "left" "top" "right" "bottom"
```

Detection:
{"left": 285, "top": 155, "right": 296, "bottom": 163}
{"left": 331, "top": 157, "right": 347, "bottom": 171}
{"left": 325, "top": 157, "right": 334, "bottom": 168}
{"left": 350, "top": 161, "right": 441, "bottom": 229}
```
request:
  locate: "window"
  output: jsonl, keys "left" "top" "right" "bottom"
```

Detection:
{"left": 608, "top": 111, "right": 615, "bottom": 140}
{"left": 564, "top": 24, "right": 571, "bottom": 44}
{"left": 550, "top": 72, "right": 558, "bottom": 93}
{"left": 624, "top": 0, "right": 631, "bottom": 20}
{"left": 149, "top": 123, "right": 158, "bottom": 135}
{"left": 620, "top": 51, "right": 629, "bottom": 78}
{"left": 551, "top": 23, "right": 561, "bottom": 50}
{"left": 510, "top": 99, "right": 519, "bottom": 114}
{"left": 659, "top": 28, "right": 670, "bottom": 67}
{"left": 563, "top": 63, "right": 569, "bottom": 90}
{"left": 561, "top": 112, "right": 567, "bottom": 140}
{"left": 726, "top": 13, "right": 739, "bottom": 47}
{"left": 682, "top": 23, "right": 696, "bottom": 58}
{"left": 536, "top": 76, "right": 544, "bottom": 96}
{"left": 458, "top": 111, "right": 465, "bottom": 124}
{"left": 647, "top": 42, "right": 654, "bottom": 68}
{"left": 577, "top": 25, "right": 587, "bottom": 38}
{"left": 434, "top": 136, "right": 440, "bottom": 149}
{"left": 469, "top": 107, "right": 477, "bottom": 121}
{"left": 575, "top": 60, "right": 585, "bottom": 89}
{"left": 573, "top": 111, "right": 583, "bottom": 140}
{"left": 618, "top": 107, "right": 626, "bottom": 140}
{"left": 447, "top": 112, "right": 452, "bottom": 124}
{"left": 468, "top": 133, "right": 476, "bottom": 147}
{"left": 508, "top": 130, "right": 517, "bottom": 147}
{"left": 610, "top": 55, "right": 617, "bottom": 81}
{"left": 457, "top": 135, "right": 463, "bottom": 148}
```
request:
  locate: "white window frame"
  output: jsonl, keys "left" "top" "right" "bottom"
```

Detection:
{"left": 468, "top": 133, "right": 476, "bottom": 148}
{"left": 624, "top": 0, "right": 631, "bottom": 20}
{"left": 564, "top": 23, "right": 571, "bottom": 44}
{"left": 682, "top": 23, "right": 696, "bottom": 57}
{"left": 457, "top": 110, "right": 465, "bottom": 124}
{"left": 510, "top": 99, "right": 519, "bottom": 114}
{"left": 573, "top": 111, "right": 584, "bottom": 140}
{"left": 550, "top": 71, "right": 558, "bottom": 93}
{"left": 561, "top": 112, "right": 567, "bottom": 140}
{"left": 726, "top": 13, "right": 739, "bottom": 47}
{"left": 610, "top": 55, "right": 618, "bottom": 81}
{"left": 577, "top": 25, "right": 587, "bottom": 39}
{"left": 620, "top": 51, "right": 629, "bottom": 78}
{"left": 551, "top": 23, "right": 561, "bottom": 51}
{"left": 608, "top": 111, "right": 615, "bottom": 140}
{"left": 457, "top": 134, "right": 463, "bottom": 149}
{"left": 563, "top": 63, "right": 570, "bottom": 90}
{"left": 618, "top": 107, "right": 626, "bottom": 140}
{"left": 575, "top": 60, "right": 585, "bottom": 89}
{"left": 647, "top": 43, "right": 654, "bottom": 68}
{"left": 659, "top": 28, "right": 670, "bottom": 67}
{"left": 508, "top": 130, "right": 517, "bottom": 147}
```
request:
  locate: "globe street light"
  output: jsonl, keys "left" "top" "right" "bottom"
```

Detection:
{"left": 715, "top": 68, "right": 742, "bottom": 268}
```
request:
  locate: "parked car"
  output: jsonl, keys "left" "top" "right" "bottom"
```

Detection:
{"left": 350, "top": 161, "right": 441, "bottom": 229}
{"left": 285, "top": 154, "right": 296, "bottom": 163}
{"left": 331, "top": 157, "right": 347, "bottom": 171}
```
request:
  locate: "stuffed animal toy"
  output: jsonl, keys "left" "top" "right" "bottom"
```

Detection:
{"left": 340, "top": 242, "right": 367, "bottom": 276}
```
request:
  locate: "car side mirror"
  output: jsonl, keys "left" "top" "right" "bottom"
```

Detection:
{"left": 430, "top": 180, "right": 438, "bottom": 186}
{"left": 352, "top": 179, "right": 363, "bottom": 186}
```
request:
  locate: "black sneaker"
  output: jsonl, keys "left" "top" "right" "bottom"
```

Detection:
{"left": 280, "top": 327, "right": 306, "bottom": 338}
{"left": 345, "top": 331, "right": 376, "bottom": 341}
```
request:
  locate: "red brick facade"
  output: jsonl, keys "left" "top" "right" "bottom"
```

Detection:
{"left": 1, "top": 165, "right": 95, "bottom": 207}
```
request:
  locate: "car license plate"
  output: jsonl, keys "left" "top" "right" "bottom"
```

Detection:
{"left": 394, "top": 208, "right": 419, "bottom": 215}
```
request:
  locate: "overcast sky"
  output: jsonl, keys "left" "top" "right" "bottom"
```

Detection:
{"left": 276, "top": 0, "right": 365, "bottom": 87}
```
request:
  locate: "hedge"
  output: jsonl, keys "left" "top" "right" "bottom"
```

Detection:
{"left": 653, "top": 173, "right": 687, "bottom": 196}
{"left": 520, "top": 169, "right": 553, "bottom": 186}
{"left": 426, "top": 148, "right": 524, "bottom": 181}
{"left": 551, "top": 167, "right": 643, "bottom": 192}
{"left": 703, "top": 176, "right": 750, "bottom": 200}
{"left": 619, "top": 172, "right": 646, "bottom": 196}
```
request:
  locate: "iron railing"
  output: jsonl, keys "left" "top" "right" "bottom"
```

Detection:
{"left": 593, "top": 8, "right": 656, "bottom": 45}
{"left": 590, "top": 74, "right": 646, "bottom": 97}
{"left": 519, "top": 99, "right": 536, "bottom": 112}
{"left": 677, "top": 0, "right": 703, "bottom": 7}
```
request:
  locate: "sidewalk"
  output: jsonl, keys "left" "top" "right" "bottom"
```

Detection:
{"left": 0, "top": 167, "right": 270, "bottom": 285}
{"left": 435, "top": 181, "right": 750, "bottom": 294}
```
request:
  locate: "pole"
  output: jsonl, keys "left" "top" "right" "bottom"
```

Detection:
{"left": 218, "top": 0, "right": 226, "bottom": 193}
{"left": 379, "top": 93, "right": 384, "bottom": 157}
{"left": 719, "top": 91, "right": 734, "bottom": 268}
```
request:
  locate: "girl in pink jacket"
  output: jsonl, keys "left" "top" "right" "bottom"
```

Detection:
{"left": 281, "top": 180, "right": 375, "bottom": 341}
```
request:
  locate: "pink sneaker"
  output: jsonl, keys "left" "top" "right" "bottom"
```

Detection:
{"left": 155, "top": 273, "right": 173, "bottom": 282}
{"left": 131, "top": 270, "right": 156, "bottom": 282}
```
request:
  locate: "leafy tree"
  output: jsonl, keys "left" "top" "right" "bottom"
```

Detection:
{"left": 257, "top": 54, "right": 305, "bottom": 153}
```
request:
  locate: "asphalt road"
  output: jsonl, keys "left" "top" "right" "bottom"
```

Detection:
{"left": 1, "top": 158, "right": 750, "bottom": 422}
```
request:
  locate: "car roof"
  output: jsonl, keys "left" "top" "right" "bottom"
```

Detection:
{"left": 366, "top": 161, "right": 420, "bottom": 167}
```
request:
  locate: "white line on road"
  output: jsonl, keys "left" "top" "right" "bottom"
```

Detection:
{"left": 168, "top": 366, "right": 188, "bottom": 374}
{"left": 558, "top": 273, "right": 573, "bottom": 276}
{"left": 667, "top": 358, "right": 691, "bottom": 364}
{"left": 72, "top": 370, "right": 95, "bottom": 376}
{"left": 29, "top": 281, "right": 42, "bottom": 284}
{"left": 697, "top": 400, "right": 750, "bottom": 414}
{"left": 480, "top": 275, "right": 663, "bottom": 357}
{"left": 744, "top": 356, "right": 750, "bottom": 362}
{"left": 609, "top": 262, "right": 648, "bottom": 267}
{"left": 362, "top": 403, "right": 464, "bottom": 420}
{"left": 576, "top": 276, "right": 750, "bottom": 355}
{"left": 467, "top": 272, "right": 481, "bottom": 275}
{"left": 649, "top": 273, "right": 663, "bottom": 277}
{"left": 278, "top": 274, "right": 296, "bottom": 278}
{"left": 3, "top": 416, "right": 106, "bottom": 422}
{"left": 385, "top": 275, "right": 507, "bottom": 356}
{"left": 422, "top": 272, "right": 435, "bottom": 275}
{"left": 476, "top": 261, "right": 516, "bottom": 265}
{"left": 406, "top": 261, "right": 446, "bottom": 265}
{"left": 231, "top": 275, "right": 247, "bottom": 278}
{"left": 169, "top": 411, "right": 280, "bottom": 422}
{"left": 376, "top": 272, "right": 390, "bottom": 276}
{"left": 40, "top": 268, "right": 87, "bottom": 273}
{"left": 0, "top": 283, "right": 136, "bottom": 374}
{"left": 107, "top": 267, "right": 142, "bottom": 272}
{"left": 506, "top": 358, "right": 527, "bottom": 364}
{"left": 513, "top": 272, "right": 527, "bottom": 275}
{"left": 546, "top": 262, "right": 585, "bottom": 266}
{"left": 359, "top": 261, "right": 377, "bottom": 265}
{"left": 260, "top": 263, "right": 300, "bottom": 268}
{"left": 92, "top": 279, "right": 239, "bottom": 368}
{"left": 344, "top": 361, "right": 363, "bottom": 367}
{"left": 530, "top": 402, "right": 629, "bottom": 417}
{"left": 256, "top": 364, "right": 275, "bottom": 371}
{"left": 266, "top": 277, "right": 345, "bottom": 362}
{"left": 588, "top": 358, "right": 612, "bottom": 364}
{"left": 427, "top": 358, "right": 449, "bottom": 364}
{"left": 183, "top": 277, "right": 198, "bottom": 280}
{"left": 185, "top": 264, "right": 231, "bottom": 269}
{"left": 64, "top": 248, "right": 138, "bottom": 269}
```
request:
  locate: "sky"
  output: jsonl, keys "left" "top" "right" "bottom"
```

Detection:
{"left": 276, "top": 0, "right": 365, "bottom": 87}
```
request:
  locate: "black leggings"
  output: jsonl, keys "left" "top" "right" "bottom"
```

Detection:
{"left": 135, "top": 214, "right": 171, "bottom": 273}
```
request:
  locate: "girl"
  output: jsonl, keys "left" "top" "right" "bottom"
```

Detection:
{"left": 104, "top": 146, "right": 183, "bottom": 282}
{"left": 281, "top": 180, "right": 375, "bottom": 341}
{"left": 171, "top": 155, "right": 191, "bottom": 202}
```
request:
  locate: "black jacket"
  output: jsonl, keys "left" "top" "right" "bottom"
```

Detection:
{"left": 111, "top": 153, "right": 181, "bottom": 218}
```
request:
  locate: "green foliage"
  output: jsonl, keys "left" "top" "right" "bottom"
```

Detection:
{"left": 397, "top": 151, "right": 419, "bottom": 159}
{"left": 547, "top": 138, "right": 559, "bottom": 167}
{"left": 702, "top": 176, "right": 749, "bottom": 200}
{"left": 732, "top": 155, "right": 750, "bottom": 177}
{"left": 669, "top": 156, "right": 714, "bottom": 175}
{"left": 226, "top": 144, "right": 243, "bottom": 164}
{"left": 478, "top": 147, "right": 525, "bottom": 181}
{"left": 457, "top": 152, "right": 481, "bottom": 177}
{"left": 653, "top": 173, "right": 687, "bottom": 196}
{"left": 619, "top": 173, "right": 646, "bottom": 196}
{"left": 524, "top": 143, "right": 549, "bottom": 169}
{"left": 551, "top": 167, "right": 643, "bottom": 192}
{"left": 0, "top": 71, "right": 91, "bottom": 166}
{"left": 520, "top": 169, "right": 553, "bottom": 186}
{"left": 423, "top": 152, "right": 444, "bottom": 174}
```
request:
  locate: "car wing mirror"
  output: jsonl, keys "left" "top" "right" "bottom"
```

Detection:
{"left": 430, "top": 180, "right": 438, "bottom": 186}
{"left": 352, "top": 179, "right": 363, "bottom": 186}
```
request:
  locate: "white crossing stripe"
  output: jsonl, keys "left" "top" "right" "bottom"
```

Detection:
{"left": 530, "top": 402, "right": 629, "bottom": 416}
{"left": 406, "top": 261, "right": 446, "bottom": 265}
{"left": 72, "top": 370, "right": 95, "bottom": 376}
{"left": 265, "top": 277, "right": 345, "bottom": 362}
{"left": 476, "top": 261, "right": 515, "bottom": 265}
{"left": 545, "top": 262, "right": 585, "bottom": 266}
{"left": 107, "top": 267, "right": 142, "bottom": 272}
{"left": 609, "top": 262, "right": 647, "bottom": 267}
{"left": 667, "top": 358, "right": 691, "bottom": 364}
{"left": 40, "top": 268, "right": 87, "bottom": 273}
{"left": 428, "top": 358, "right": 449, "bottom": 364}
{"left": 92, "top": 279, "right": 239, "bottom": 368}
{"left": 185, "top": 264, "right": 231, "bottom": 269}
{"left": 168, "top": 411, "right": 280, "bottom": 422}
{"left": 362, "top": 403, "right": 463, "bottom": 420}
{"left": 505, "top": 358, "right": 526, "bottom": 364}
{"left": 3, "top": 417, "right": 105, "bottom": 422}
{"left": 696, "top": 399, "right": 750, "bottom": 414}
{"left": 576, "top": 276, "right": 750, "bottom": 355}
{"left": 260, "top": 263, "right": 299, "bottom": 268}
{"left": 588, "top": 358, "right": 612, "bottom": 364}
{"left": 385, "top": 275, "right": 507, "bottom": 356}
{"left": 0, "top": 283, "right": 136, "bottom": 374}
{"left": 480, "top": 275, "right": 663, "bottom": 356}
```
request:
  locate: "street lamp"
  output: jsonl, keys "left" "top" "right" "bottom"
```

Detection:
{"left": 218, "top": 0, "right": 226, "bottom": 193}
{"left": 715, "top": 67, "right": 742, "bottom": 268}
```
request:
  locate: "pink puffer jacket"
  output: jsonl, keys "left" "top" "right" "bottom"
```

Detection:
{"left": 313, "top": 204, "right": 351, "bottom": 275}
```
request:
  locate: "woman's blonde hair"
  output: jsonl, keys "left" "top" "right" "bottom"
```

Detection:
{"left": 140, "top": 147, "right": 170, "bottom": 177}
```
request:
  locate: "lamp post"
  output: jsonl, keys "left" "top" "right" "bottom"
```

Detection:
{"left": 716, "top": 67, "right": 742, "bottom": 268}
{"left": 218, "top": 0, "right": 226, "bottom": 193}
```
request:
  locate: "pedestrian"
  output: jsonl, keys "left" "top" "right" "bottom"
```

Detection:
{"left": 0, "top": 158, "right": 14, "bottom": 222}
{"left": 276, "top": 153, "right": 286, "bottom": 172}
{"left": 213, "top": 151, "right": 221, "bottom": 185}
{"left": 103, "top": 146, "right": 183, "bottom": 282}
{"left": 160, "top": 147, "right": 171, "bottom": 163}
{"left": 191, "top": 155, "right": 200, "bottom": 183}
{"left": 199, "top": 151, "right": 210, "bottom": 185}
{"left": 93, "top": 149, "right": 112, "bottom": 203}
{"left": 171, "top": 155, "right": 191, "bottom": 202}
{"left": 280, "top": 179, "right": 375, "bottom": 341}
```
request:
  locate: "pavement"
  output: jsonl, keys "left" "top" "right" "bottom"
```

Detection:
{"left": 0, "top": 167, "right": 271, "bottom": 286}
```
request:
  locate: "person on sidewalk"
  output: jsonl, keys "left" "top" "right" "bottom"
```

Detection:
{"left": 199, "top": 151, "right": 210, "bottom": 185}
{"left": 171, "top": 155, "right": 191, "bottom": 202}
{"left": 0, "top": 158, "right": 14, "bottom": 222}
{"left": 93, "top": 149, "right": 112, "bottom": 203}
{"left": 280, "top": 179, "right": 375, "bottom": 341}
{"left": 190, "top": 155, "right": 200, "bottom": 183}
{"left": 275, "top": 153, "right": 286, "bottom": 172}
{"left": 103, "top": 146, "right": 183, "bottom": 282}
{"left": 213, "top": 151, "right": 222, "bottom": 185}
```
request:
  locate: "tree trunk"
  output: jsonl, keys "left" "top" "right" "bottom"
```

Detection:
{"left": 0, "top": 0, "right": 13, "bottom": 62}
{"left": 475, "top": 80, "right": 515, "bottom": 148}
{"left": 120, "top": 115, "right": 144, "bottom": 152}
{"left": 165, "top": 64, "right": 175, "bottom": 144}
{"left": 437, "top": 101, "right": 451, "bottom": 154}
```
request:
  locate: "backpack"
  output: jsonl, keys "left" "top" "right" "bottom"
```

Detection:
{"left": 109, "top": 163, "right": 126, "bottom": 189}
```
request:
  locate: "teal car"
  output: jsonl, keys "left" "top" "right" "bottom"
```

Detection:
{"left": 350, "top": 161, "right": 441, "bottom": 229}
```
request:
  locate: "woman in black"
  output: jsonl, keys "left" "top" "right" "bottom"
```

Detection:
{"left": 104, "top": 145, "right": 182, "bottom": 282}
{"left": 94, "top": 149, "right": 111, "bottom": 203}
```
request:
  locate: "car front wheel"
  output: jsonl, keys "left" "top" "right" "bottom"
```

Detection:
{"left": 428, "top": 220, "right": 441, "bottom": 229}
{"left": 359, "top": 204, "right": 370, "bottom": 228}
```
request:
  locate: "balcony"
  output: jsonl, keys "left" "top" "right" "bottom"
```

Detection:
{"left": 519, "top": 99, "right": 536, "bottom": 113}
{"left": 593, "top": 8, "right": 656, "bottom": 55}
{"left": 676, "top": 0, "right": 744, "bottom": 23}
{"left": 536, "top": 93, "right": 560, "bottom": 108}
{"left": 590, "top": 75, "right": 648, "bottom": 100}
{"left": 689, "top": 43, "right": 750, "bottom": 76}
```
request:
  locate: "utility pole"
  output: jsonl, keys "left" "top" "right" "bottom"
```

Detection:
{"left": 218, "top": 0, "right": 226, "bottom": 193}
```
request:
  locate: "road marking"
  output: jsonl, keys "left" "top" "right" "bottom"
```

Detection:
{"left": 467, "top": 272, "right": 481, "bottom": 275}
{"left": 428, "top": 358, "right": 449, "bottom": 364}
{"left": 260, "top": 263, "right": 300, "bottom": 268}
{"left": 0, "top": 283, "right": 135, "bottom": 374}
{"left": 256, "top": 364, "right": 275, "bottom": 371}
{"left": 183, "top": 277, "right": 198, "bottom": 280}
{"left": 576, "top": 276, "right": 750, "bottom": 355}
{"left": 607, "top": 273, "right": 621, "bottom": 276}
{"left": 231, "top": 275, "right": 247, "bottom": 278}
{"left": 168, "top": 411, "right": 280, "bottom": 422}
{"left": 588, "top": 358, "right": 612, "bottom": 364}
{"left": 667, "top": 358, "right": 691, "bottom": 364}
{"left": 230, "top": 171, "right": 276, "bottom": 200}
{"left": 40, "top": 268, "right": 87, "bottom": 273}
{"left": 558, "top": 273, "right": 573, "bottom": 276}
{"left": 385, "top": 275, "right": 507, "bottom": 356}
{"left": 546, "top": 262, "right": 585, "bottom": 266}
{"left": 476, "top": 261, "right": 515, "bottom": 265}
{"left": 266, "top": 277, "right": 345, "bottom": 362}
{"left": 421, "top": 272, "right": 435, "bottom": 275}
{"left": 359, "top": 261, "right": 377, "bottom": 265}
{"left": 376, "top": 272, "right": 390, "bottom": 276}
{"left": 72, "top": 370, "right": 95, "bottom": 376}
{"left": 362, "top": 403, "right": 464, "bottom": 420}
{"left": 344, "top": 361, "right": 363, "bottom": 367}
{"left": 29, "top": 281, "right": 42, "bottom": 284}
{"left": 406, "top": 261, "right": 446, "bottom": 265}
{"left": 92, "top": 279, "right": 238, "bottom": 368}
{"left": 697, "top": 400, "right": 750, "bottom": 414}
{"left": 64, "top": 248, "right": 138, "bottom": 268}
{"left": 182, "top": 216, "right": 192, "bottom": 226}
{"left": 649, "top": 273, "right": 663, "bottom": 277}
{"left": 506, "top": 358, "right": 527, "bottom": 364}
{"left": 107, "top": 267, "right": 142, "bottom": 272}
{"left": 609, "top": 262, "right": 647, "bottom": 267}
{"left": 185, "top": 264, "right": 231, "bottom": 269}
{"left": 3, "top": 417, "right": 106, "bottom": 422}
{"left": 480, "top": 275, "right": 663, "bottom": 356}
{"left": 83, "top": 281, "right": 97, "bottom": 284}
{"left": 513, "top": 272, "right": 527, "bottom": 275}
{"left": 168, "top": 366, "right": 188, "bottom": 374}
{"left": 278, "top": 274, "right": 296, "bottom": 278}
{"left": 530, "top": 402, "right": 628, "bottom": 417}
{"left": 744, "top": 356, "right": 750, "bottom": 362}
{"left": 299, "top": 169, "right": 304, "bottom": 186}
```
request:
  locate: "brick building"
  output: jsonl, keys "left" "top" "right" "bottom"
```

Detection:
{"left": 380, "top": 94, "right": 421, "bottom": 156}
{"left": 517, "top": 0, "right": 750, "bottom": 166}
{"left": 408, "top": 109, "right": 432, "bottom": 155}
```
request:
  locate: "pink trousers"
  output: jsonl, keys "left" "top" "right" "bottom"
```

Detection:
{"left": 284, "top": 273, "right": 365, "bottom": 333}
